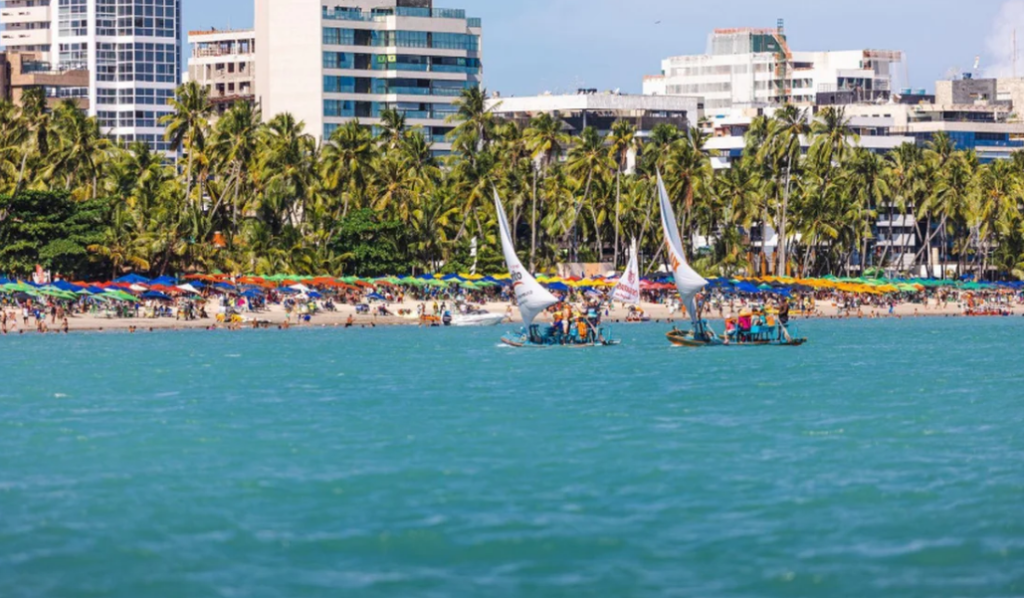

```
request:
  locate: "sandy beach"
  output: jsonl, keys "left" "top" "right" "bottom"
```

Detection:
{"left": 4, "top": 297, "right": 1021, "bottom": 335}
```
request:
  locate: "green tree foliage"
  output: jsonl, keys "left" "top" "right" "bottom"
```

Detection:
{"left": 0, "top": 191, "right": 107, "bottom": 277}
{"left": 330, "top": 209, "right": 412, "bottom": 277}
{"left": 1, "top": 85, "right": 1023, "bottom": 281}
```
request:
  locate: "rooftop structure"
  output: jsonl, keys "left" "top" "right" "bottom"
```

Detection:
{"left": 255, "top": 0, "right": 482, "bottom": 155}
{"left": 188, "top": 28, "right": 256, "bottom": 115}
{"left": 645, "top": 23, "right": 903, "bottom": 111}
{"left": 487, "top": 90, "right": 701, "bottom": 172}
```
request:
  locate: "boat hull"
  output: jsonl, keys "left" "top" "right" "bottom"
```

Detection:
{"left": 451, "top": 314, "right": 507, "bottom": 327}
{"left": 501, "top": 337, "right": 620, "bottom": 348}
{"left": 666, "top": 330, "right": 807, "bottom": 348}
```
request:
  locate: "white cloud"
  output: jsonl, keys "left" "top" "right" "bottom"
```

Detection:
{"left": 984, "top": 0, "right": 1024, "bottom": 77}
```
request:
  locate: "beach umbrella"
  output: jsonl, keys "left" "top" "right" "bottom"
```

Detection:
{"left": 114, "top": 273, "right": 149, "bottom": 284}
{"left": 50, "top": 280, "right": 82, "bottom": 292}
{"left": 149, "top": 276, "right": 177, "bottom": 286}
{"left": 176, "top": 284, "right": 203, "bottom": 295}
{"left": 141, "top": 291, "right": 173, "bottom": 301}
{"left": 104, "top": 289, "right": 139, "bottom": 302}
{"left": 289, "top": 283, "right": 311, "bottom": 292}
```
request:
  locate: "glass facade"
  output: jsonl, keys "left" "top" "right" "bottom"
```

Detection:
{"left": 323, "top": 27, "right": 480, "bottom": 52}
{"left": 71, "top": 0, "right": 183, "bottom": 154}
{"left": 319, "top": 7, "right": 480, "bottom": 147}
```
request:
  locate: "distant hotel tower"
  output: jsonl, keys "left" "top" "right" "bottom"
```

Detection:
{"left": 0, "top": 0, "right": 181, "bottom": 153}
{"left": 255, "top": 0, "right": 482, "bottom": 156}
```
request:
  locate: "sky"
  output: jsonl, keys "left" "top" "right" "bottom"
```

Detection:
{"left": 183, "top": 0, "right": 1023, "bottom": 95}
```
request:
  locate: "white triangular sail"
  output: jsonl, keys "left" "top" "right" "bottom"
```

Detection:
{"left": 657, "top": 172, "right": 708, "bottom": 325}
{"left": 612, "top": 238, "right": 641, "bottom": 305}
{"left": 493, "top": 189, "right": 559, "bottom": 326}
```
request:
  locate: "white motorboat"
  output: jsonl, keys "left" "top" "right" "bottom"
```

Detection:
{"left": 450, "top": 308, "right": 506, "bottom": 327}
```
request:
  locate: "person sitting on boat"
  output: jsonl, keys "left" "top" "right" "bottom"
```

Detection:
{"left": 737, "top": 309, "right": 753, "bottom": 342}
{"left": 576, "top": 318, "right": 589, "bottom": 344}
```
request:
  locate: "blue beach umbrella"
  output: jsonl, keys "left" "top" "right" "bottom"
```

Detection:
{"left": 149, "top": 276, "right": 177, "bottom": 286}
{"left": 141, "top": 291, "right": 173, "bottom": 301}
{"left": 114, "top": 273, "right": 150, "bottom": 284}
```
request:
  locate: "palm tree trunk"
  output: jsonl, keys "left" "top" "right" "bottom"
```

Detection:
{"left": 13, "top": 149, "right": 29, "bottom": 197}
{"left": 568, "top": 170, "right": 594, "bottom": 263}
{"left": 779, "top": 166, "right": 791, "bottom": 276}
{"left": 184, "top": 149, "right": 195, "bottom": 209}
{"left": 613, "top": 169, "right": 621, "bottom": 268}
{"left": 530, "top": 166, "right": 538, "bottom": 272}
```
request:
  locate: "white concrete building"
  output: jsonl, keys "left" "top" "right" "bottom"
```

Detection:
{"left": 1, "top": 0, "right": 52, "bottom": 53}
{"left": 188, "top": 28, "right": 255, "bottom": 116}
{"left": 644, "top": 25, "right": 902, "bottom": 111}
{"left": 255, "top": 0, "right": 482, "bottom": 155}
{"left": 0, "top": 0, "right": 181, "bottom": 153}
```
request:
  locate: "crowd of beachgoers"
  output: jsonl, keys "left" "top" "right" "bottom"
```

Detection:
{"left": 1, "top": 272, "right": 1023, "bottom": 335}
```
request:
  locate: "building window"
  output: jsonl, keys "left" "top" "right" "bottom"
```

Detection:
{"left": 323, "top": 52, "right": 354, "bottom": 70}
{"left": 323, "top": 27, "right": 355, "bottom": 46}
{"left": 323, "top": 76, "right": 356, "bottom": 93}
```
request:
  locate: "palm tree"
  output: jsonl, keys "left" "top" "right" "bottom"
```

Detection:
{"left": 842, "top": 148, "right": 888, "bottom": 274}
{"left": 447, "top": 87, "right": 494, "bottom": 154}
{"left": 523, "top": 112, "right": 570, "bottom": 270}
{"left": 161, "top": 81, "right": 212, "bottom": 209}
{"left": 320, "top": 120, "right": 376, "bottom": 218}
{"left": 608, "top": 120, "right": 638, "bottom": 267}
{"left": 879, "top": 143, "right": 923, "bottom": 271}
{"left": 378, "top": 108, "right": 406, "bottom": 152}
{"left": 210, "top": 100, "right": 261, "bottom": 238}
{"left": 565, "top": 126, "right": 613, "bottom": 261}
{"left": 759, "top": 105, "right": 807, "bottom": 275}
{"left": 47, "top": 101, "right": 110, "bottom": 199}
{"left": 11, "top": 88, "right": 50, "bottom": 196}
{"left": 664, "top": 127, "right": 713, "bottom": 261}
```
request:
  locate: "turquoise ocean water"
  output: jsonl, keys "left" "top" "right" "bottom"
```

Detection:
{"left": 1, "top": 318, "right": 1023, "bottom": 597}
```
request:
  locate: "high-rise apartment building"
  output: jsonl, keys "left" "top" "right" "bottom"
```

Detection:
{"left": 188, "top": 28, "right": 256, "bottom": 116}
{"left": 645, "top": 24, "right": 902, "bottom": 111}
{"left": 0, "top": 0, "right": 181, "bottom": 152}
{"left": 255, "top": 0, "right": 482, "bottom": 155}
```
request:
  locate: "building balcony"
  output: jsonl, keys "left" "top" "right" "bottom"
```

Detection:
{"left": 0, "top": 4, "right": 49, "bottom": 25}
{"left": 11, "top": 66, "right": 89, "bottom": 89}
{"left": 1, "top": 27, "right": 50, "bottom": 47}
